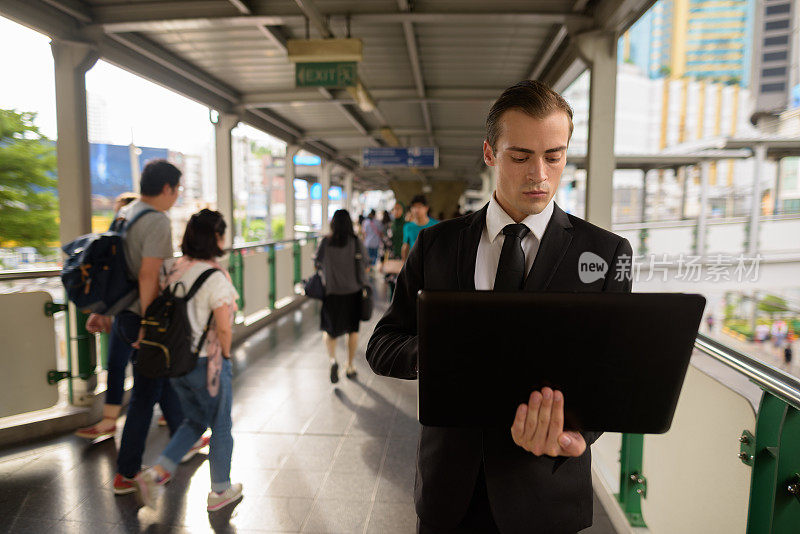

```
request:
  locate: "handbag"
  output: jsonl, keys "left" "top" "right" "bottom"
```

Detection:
{"left": 304, "top": 272, "right": 325, "bottom": 300}
{"left": 354, "top": 241, "right": 373, "bottom": 321}
{"left": 303, "top": 239, "right": 326, "bottom": 300}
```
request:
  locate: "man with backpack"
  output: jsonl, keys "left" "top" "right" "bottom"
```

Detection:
{"left": 81, "top": 160, "right": 202, "bottom": 495}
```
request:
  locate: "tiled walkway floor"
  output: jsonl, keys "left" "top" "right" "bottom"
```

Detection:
{"left": 0, "top": 291, "right": 618, "bottom": 533}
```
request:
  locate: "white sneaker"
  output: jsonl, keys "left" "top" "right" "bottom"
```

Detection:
{"left": 207, "top": 483, "right": 243, "bottom": 512}
{"left": 181, "top": 435, "right": 211, "bottom": 463}
{"left": 134, "top": 468, "right": 165, "bottom": 509}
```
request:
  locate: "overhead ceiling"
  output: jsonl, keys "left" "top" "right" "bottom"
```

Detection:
{"left": 3, "top": 0, "right": 657, "bottom": 190}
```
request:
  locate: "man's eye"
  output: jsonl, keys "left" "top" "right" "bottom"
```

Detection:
{"left": 510, "top": 156, "right": 528, "bottom": 163}
{"left": 546, "top": 158, "right": 560, "bottom": 163}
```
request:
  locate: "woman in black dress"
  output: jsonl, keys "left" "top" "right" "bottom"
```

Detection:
{"left": 316, "top": 209, "right": 368, "bottom": 383}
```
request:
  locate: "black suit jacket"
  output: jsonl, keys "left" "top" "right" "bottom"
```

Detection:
{"left": 366, "top": 202, "right": 633, "bottom": 534}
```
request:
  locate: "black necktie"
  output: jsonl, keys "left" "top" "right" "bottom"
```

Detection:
{"left": 493, "top": 224, "right": 530, "bottom": 291}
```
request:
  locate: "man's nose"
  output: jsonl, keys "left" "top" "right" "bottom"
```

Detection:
{"left": 526, "top": 159, "right": 548, "bottom": 182}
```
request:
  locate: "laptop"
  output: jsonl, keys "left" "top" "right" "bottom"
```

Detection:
{"left": 417, "top": 291, "right": 706, "bottom": 434}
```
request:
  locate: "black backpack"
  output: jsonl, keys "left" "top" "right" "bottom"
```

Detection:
{"left": 135, "top": 268, "right": 218, "bottom": 379}
{"left": 61, "top": 209, "right": 155, "bottom": 314}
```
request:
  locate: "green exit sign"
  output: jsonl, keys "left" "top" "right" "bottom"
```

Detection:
{"left": 296, "top": 62, "right": 357, "bottom": 88}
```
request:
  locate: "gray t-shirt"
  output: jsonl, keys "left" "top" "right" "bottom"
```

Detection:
{"left": 118, "top": 199, "right": 173, "bottom": 313}
{"left": 315, "top": 236, "right": 367, "bottom": 295}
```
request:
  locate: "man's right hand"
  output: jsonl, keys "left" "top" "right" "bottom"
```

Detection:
{"left": 85, "top": 313, "right": 112, "bottom": 334}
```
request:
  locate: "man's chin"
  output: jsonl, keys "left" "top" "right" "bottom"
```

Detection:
{"left": 517, "top": 199, "right": 548, "bottom": 216}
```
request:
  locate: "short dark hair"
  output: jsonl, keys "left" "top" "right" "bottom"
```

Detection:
{"left": 485, "top": 80, "right": 574, "bottom": 153}
{"left": 180, "top": 209, "right": 226, "bottom": 259}
{"left": 329, "top": 209, "right": 355, "bottom": 247}
{"left": 140, "top": 159, "right": 181, "bottom": 196}
{"left": 410, "top": 194, "right": 428, "bottom": 206}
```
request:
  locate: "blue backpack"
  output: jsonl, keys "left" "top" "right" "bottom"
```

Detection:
{"left": 61, "top": 208, "right": 155, "bottom": 315}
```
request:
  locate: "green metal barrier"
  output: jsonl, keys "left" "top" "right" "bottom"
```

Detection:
{"left": 74, "top": 308, "right": 95, "bottom": 380}
{"left": 228, "top": 249, "right": 244, "bottom": 311}
{"left": 617, "top": 433, "right": 647, "bottom": 528}
{"left": 293, "top": 240, "right": 302, "bottom": 285}
{"left": 616, "top": 334, "right": 800, "bottom": 532}
{"left": 268, "top": 243, "right": 277, "bottom": 309}
{"left": 99, "top": 332, "right": 109, "bottom": 370}
{"left": 746, "top": 391, "right": 800, "bottom": 534}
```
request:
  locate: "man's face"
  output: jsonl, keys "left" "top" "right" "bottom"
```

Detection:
{"left": 392, "top": 204, "right": 403, "bottom": 218}
{"left": 482, "top": 109, "right": 570, "bottom": 221}
{"left": 410, "top": 202, "right": 427, "bottom": 220}
{"left": 164, "top": 183, "right": 182, "bottom": 209}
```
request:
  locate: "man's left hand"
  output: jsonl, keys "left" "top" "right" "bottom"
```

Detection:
{"left": 510, "top": 387, "right": 586, "bottom": 457}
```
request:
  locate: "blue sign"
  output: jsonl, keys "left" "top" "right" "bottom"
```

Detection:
{"left": 792, "top": 84, "right": 800, "bottom": 109}
{"left": 90, "top": 143, "right": 168, "bottom": 199}
{"left": 310, "top": 184, "right": 343, "bottom": 200}
{"left": 293, "top": 153, "right": 322, "bottom": 166}
{"left": 310, "top": 182, "right": 322, "bottom": 200}
{"left": 362, "top": 147, "right": 438, "bottom": 168}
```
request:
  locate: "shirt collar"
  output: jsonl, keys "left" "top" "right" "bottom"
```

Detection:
{"left": 485, "top": 194, "right": 554, "bottom": 243}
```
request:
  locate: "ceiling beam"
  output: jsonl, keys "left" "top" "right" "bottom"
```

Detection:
{"left": 398, "top": 0, "right": 434, "bottom": 147}
{"left": 302, "top": 128, "right": 484, "bottom": 139}
{"left": 592, "top": 0, "right": 658, "bottom": 33}
{"left": 90, "top": 6, "right": 592, "bottom": 34}
{"left": 91, "top": 32, "right": 238, "bottom": 112}
{"left": 257, "top": 24, "right": 289, "bottom": 54}
{"left": 0, "top": 0, "right": 84, "bottom": 41}
{"left": 241, "top": 93, "right": 498, "bottom": 108}
{"left": 105, "top": 31, "right": 241, "bottom": 103}
{"left": 528, "top": 25, "right": 568, "bottom": 80}
{"left": 226, "top": 0, "right": 252, "bottom": 16}
{"left": 40, "top": 0, "right": 92, "bottom": 23}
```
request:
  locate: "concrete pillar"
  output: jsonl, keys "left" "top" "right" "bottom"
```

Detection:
{"left": 52, "top": 40, "right": 100, "bottom": 405}
{"left": 697, "top": 161, "right": 710, "bottom": 257}
{"left": 640, "top": 168, "right": 648, "bottom": 223}
{"left": 129, "top": 143, "right": 141, "bottom": 193}
{"left": 574, "top": 31, "right": 617, "bottom": 230}
{"left": 285, "top": 145, "right": 299, "bottom": 239}
{"left": 214, "top": 112, "right": 239, "bottom": 247}
{"left": 266, "top": 168, "right": 273, "bottom": 239}
{"left": 306, "top": 179, "right": 313, "bottom": 229}
{"left": 320, "top": 161, "right": 332, "bottom": 232}
{"left": 344, "top": 173, "right": 354, "bottom": 214}
{"left": 749, "top": 144, "right": 766, "bottom": 255}
{"left": 679, "top": 166, "right": 688, "bottom": 220}
{"left": 51, "top": 40, "right": 98, "bottom": 244}
{"left": 774, "top": 157, "right": 783, "bottom": 215}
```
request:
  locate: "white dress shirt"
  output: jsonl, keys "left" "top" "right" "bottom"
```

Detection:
{"left": 474, "top": 195, "right": 555, "bottom": 290}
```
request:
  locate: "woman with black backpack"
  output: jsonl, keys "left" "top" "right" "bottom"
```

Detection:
{"left": 316, "top": 209, "right": 369, "bottom": 383}
{"left": 135, "top": 209, "right": 242, "bottom": 512}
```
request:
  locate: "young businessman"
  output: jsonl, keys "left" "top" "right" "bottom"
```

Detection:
{"left": 367, "top": 80, "right": 633, "bottom": 534}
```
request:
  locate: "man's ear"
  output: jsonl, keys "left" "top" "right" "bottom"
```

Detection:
{"left": 483, "top": 140, "right": 496, "bottom": 167}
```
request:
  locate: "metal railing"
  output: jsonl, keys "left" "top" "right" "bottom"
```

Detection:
{"left": 0, "top": 233, "right": 320, "bottom": 414}
{"left": 0, "top": 268, "right": 61, "bottom": 281}
{"left": 614, "top": 332, "right": 800, "bottom": 533}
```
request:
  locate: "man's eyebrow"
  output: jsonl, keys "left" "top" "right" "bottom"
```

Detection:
{"left": 507, "top": 145, "right": 567, "bottom": 154}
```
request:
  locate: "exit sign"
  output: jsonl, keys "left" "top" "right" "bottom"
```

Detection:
{"left": 296, "top": 62, "right": 357, "bottom": 88}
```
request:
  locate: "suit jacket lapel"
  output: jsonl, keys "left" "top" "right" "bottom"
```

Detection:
{"left": 524, "top": 203, "right": 573, "bottom": 291}
{"left": 456, "top": 204, "right": 487, "bottom": 291}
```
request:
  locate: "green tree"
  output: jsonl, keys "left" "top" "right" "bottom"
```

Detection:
{"left": 759, "top": 294, "right": 788, "bottom": 316}
{"left": 0, "top": 109, "right": 58, "bottom": 253}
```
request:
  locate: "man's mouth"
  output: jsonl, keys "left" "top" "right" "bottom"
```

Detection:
{"left": 523, "top": 191, "right": 547, "bottom": 197}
